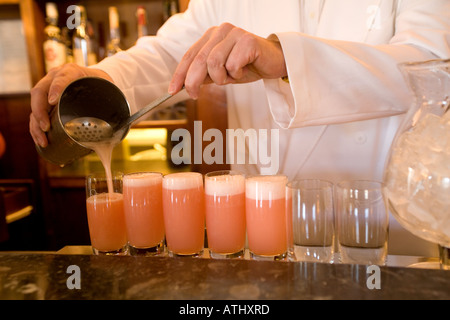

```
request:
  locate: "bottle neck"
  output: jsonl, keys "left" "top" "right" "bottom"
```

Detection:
{"left": 46, "top": 16, "right": 58, "bottom": 27}
{"left": 137, "top": 7, "right": 148, "bottom": 37}
{"left": 76, "top": 22, "right": 88, "bottom": 38}
{"left": 109, "top": 7, "right": 121, "bottom": 43}
{"left": 45, "top": 3, "right": 59, "bottom": 27}
{"left": 76, "top": 6, "right": 89, "bottom": 38}
{"left": 109, "top": 29, "right": 120, "bottom": 44}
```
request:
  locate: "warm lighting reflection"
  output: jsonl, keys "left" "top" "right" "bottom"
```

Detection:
{"left": 126, "top": 128, "right": 167, "bottom": 161}
{"left": 126, "top": 128, "right": 167, "bottom": 146}
{"left": 85, "top": 128, "right": 168, "bottom": 162}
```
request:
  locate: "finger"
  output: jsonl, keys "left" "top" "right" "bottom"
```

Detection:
{"left": 206, "top": 27, "right": 251, "bottom": 85}
{"left": 169, "top": 27, "right": 216, "bottom": 95}
{"left": 30, "top": 74, "right": 55, "bottom": 133}
{"left": 29, "top": 113, "right": 48, "bottom": 148}
{"left": 29, "top": 64, "right": 109, "bottom": 148}
{"left": 184, "top": 23, "right": 237, "bottom": 98}
{"left": 224, "top": 33, "right": 260, "bottom": 82}
{"left": 170, "top": 23, "right": 236, "bottom": 98}
{"left": 184, "top": 50, "right": 211, "bottom": 99}
{"left": 48, "top": 64, "right": 88, "bottom": 104}
{"left": 30, "top": 64, "right": 75, "bottom": 132}
{"left": 227, "top": 36, "right": 287, "bottom": 82}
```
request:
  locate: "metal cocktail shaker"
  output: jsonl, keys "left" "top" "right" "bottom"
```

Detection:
{"left": 35, "top": 77, "right": 130, "bottom": 166}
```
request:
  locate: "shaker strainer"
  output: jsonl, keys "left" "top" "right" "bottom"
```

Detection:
{"left": 35, "top": 77, "right": 131, "bottom": 165}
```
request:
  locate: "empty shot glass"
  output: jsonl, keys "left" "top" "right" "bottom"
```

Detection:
{"left": 287, "top": 179, "right": 335, "bottom": 263}
{"left": 336, "top": 180, "right": 389, "bottom": 265}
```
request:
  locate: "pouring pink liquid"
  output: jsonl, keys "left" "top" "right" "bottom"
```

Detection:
{"left": 84, "top": 128, "right": 128, "bottom": 254}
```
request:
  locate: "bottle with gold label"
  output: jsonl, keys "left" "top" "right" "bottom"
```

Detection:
{"left": 107, "top": 6, "right": 122, "bottom": 57}
{"left": 43, "top": 2, "right": 66, "bottom": 72}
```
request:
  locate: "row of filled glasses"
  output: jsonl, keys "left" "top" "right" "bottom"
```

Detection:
{"left": 85, "top": 170, "right": 389, "bottom": 265}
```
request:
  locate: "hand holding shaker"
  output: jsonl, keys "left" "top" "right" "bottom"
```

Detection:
{"left": 35, "top": 77, "right": 130, "bottom": 165}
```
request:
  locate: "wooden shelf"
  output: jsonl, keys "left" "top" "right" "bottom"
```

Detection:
{"left": 132, "top": 119, "right": 187, "bottom": 130}
{"left": 0, "top": 0, "right": 20, "bottom": 5}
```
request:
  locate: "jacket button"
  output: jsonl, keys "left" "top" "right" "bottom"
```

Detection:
{"left": 355, "top": 132, "right": 367, "bottom": 144}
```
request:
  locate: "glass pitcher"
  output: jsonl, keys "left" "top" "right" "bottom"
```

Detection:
{"left": 383, "top": 59, "right": 450, "bottom": 270}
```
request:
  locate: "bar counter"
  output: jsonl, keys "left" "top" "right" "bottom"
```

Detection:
{"left": 0, "top": 248, "right": 449, "bottom": 301}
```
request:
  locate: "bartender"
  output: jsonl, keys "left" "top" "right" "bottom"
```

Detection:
{"left": 29, "top": 0, "right": 450, "bottom": 257}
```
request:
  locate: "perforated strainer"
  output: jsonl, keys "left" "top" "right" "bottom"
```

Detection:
{"left": 35, "top": 77, "right": 131, "bottom": 166}
{"left": 64, "top": 90, "right": 175, "bottom": 143}
{"left": 64, "top": 117, "right": 113, "bottom": 142}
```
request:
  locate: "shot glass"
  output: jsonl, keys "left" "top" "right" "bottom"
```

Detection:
{"left": 287, "top": 179, "right": 335, "bottom": 263}
{"left": 245, "top": 175, "right": 288, "bottom": 261}
{"left": 205, "top": 170, "right": 246, "bottom": 259}
{"left": 85, "top": 172, "right": 128, "bottom": 255}
{"left": 123, "top": 172, "right": 165, "bottom": 256}
{"left": 336, "top": 180, "right": 389, "bottom": 265}
{"left": 162, "top": 172, "right": 205, "bottom": 257}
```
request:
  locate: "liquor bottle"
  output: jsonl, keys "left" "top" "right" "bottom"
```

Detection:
{"left": 43, "top": 2, "right": 66, "bottom": 73}
{"left": 136, "top": 6, "right": 148, "bottom": 38}
{"left": 106, "top": 6, "right": 122, "bottom": 57}
{"left": 73, "top": 5, "right": 97, "bottom": 66}
{"left": 61, "top": 27, "right": 74, "bottom": 63}
{"left": 163, "top": 0, "right": 179, "bottom": 21}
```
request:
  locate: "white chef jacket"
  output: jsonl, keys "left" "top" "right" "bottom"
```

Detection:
{"left": 94, "top": 0, "right": 450, "bottom": 257}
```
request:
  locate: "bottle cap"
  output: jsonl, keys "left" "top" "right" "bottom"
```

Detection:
{"left": 46, "top": 2, "right": 58, "bottom": 19}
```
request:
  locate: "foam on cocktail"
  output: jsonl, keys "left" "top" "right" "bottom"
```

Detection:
{"left": 86, "top": 192, "right": 127, "bottom": 252}
{"left": 245, "top": 175, "right": 288, "bottom": 258}
{"left": 86, "top": 192, "right": 123, "bottom": 203}
{"left": 123, "top": 172, "right": 162, "bottom": 187}
{"left": 245, "top": 175, "right": 288, "bottom": 200}
{"left": 205, "top": 174, "right": 245, "bottom": 196}
{"left": 163, "top": 172, "right": 203, "bottom": 190}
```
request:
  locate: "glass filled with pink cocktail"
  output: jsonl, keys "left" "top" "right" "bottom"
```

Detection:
{"left": 85, "top": 172, "right": 128, "bottom": 255}
{"left": 205, "top": 170, "right": 246, "bottom": 259}
{"left": 245, "top": 175, "right": 288, "bottom": 261}
{"left": 162, "top": 172, "right": 205, "bottom": 257}
{"left": 123, "top": 172, "right": 165, "bottom": 256}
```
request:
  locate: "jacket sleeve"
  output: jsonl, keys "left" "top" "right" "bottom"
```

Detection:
{"left": 264, "top": 0, "right": 450, "bottom": 129}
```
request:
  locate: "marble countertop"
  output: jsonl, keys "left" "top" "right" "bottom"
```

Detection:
{"left": 0, "top": 250, "right": 449, "bottom": 301}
